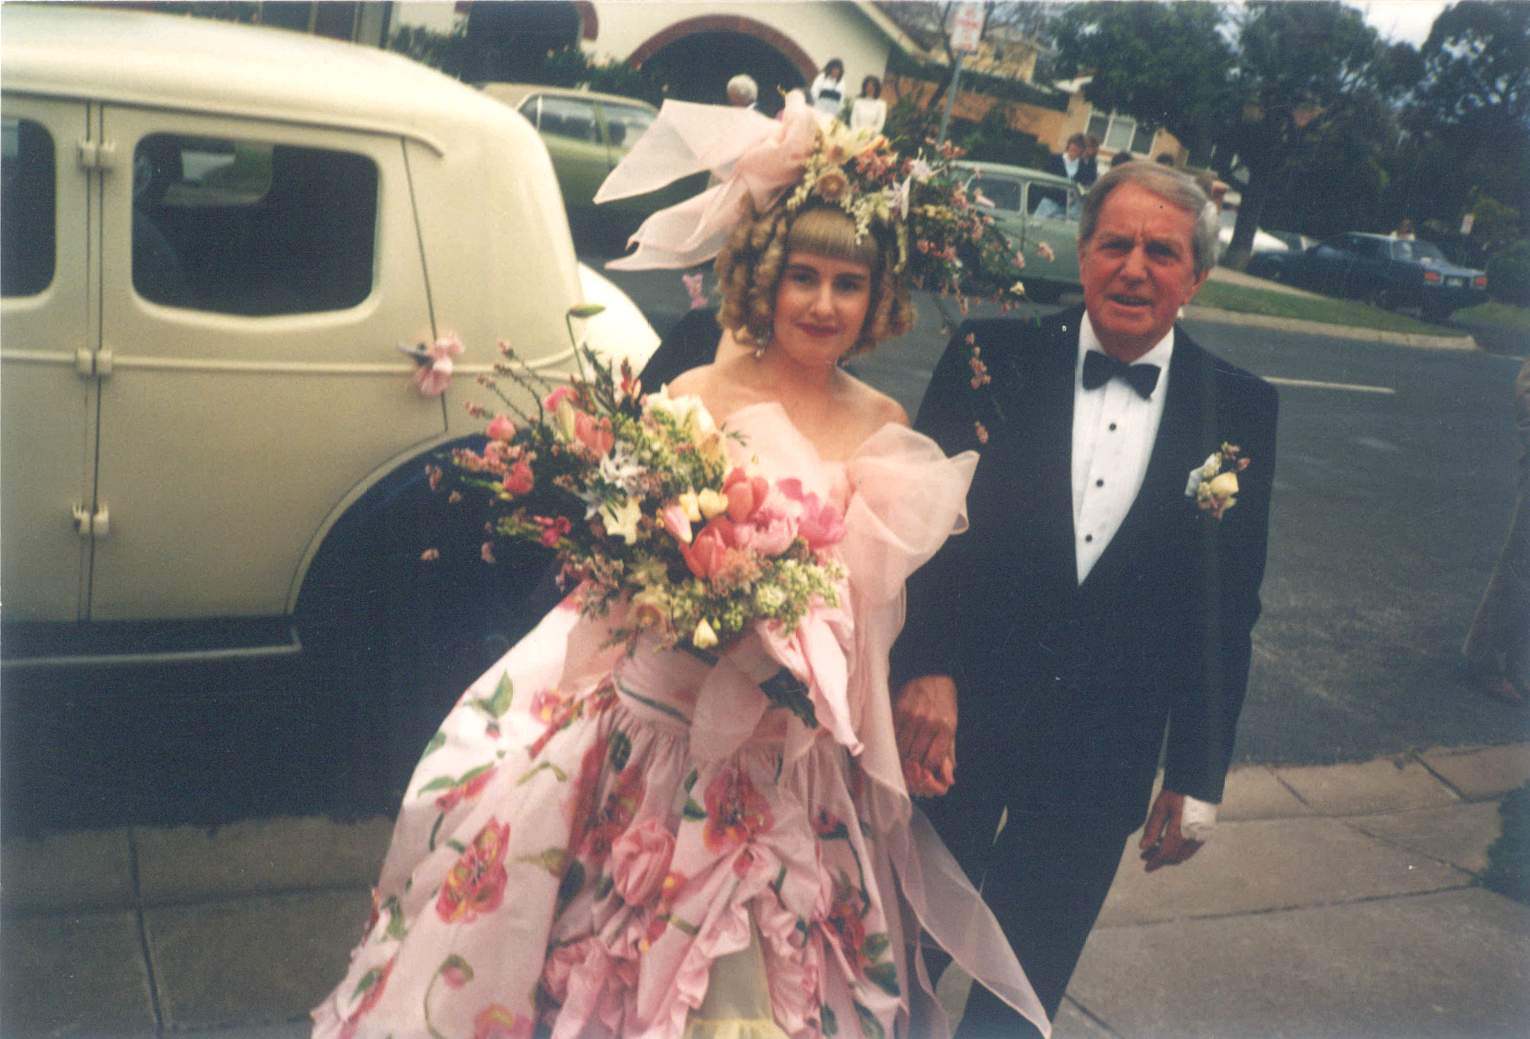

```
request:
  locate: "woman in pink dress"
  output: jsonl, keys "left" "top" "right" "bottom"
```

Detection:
{"left": 313, "top": 94, "right": 1045, "bottom": 1039}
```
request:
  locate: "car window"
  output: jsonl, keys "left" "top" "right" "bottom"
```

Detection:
{"left": 535, "top": 95, "right": 600, "bottom": 143}
{"left": 1411, "top": 240, "right": 1447, "bottom": 264}
{"left": 1, "top": 117, "right": 56, "bottom": 298}
{"left": 132, "top": 133, "right": 378, "bottom": 315}
{"left": 1029, "top": 183, "right": 1076, "bottom": 222}
{"left": 975, "top": 176, "right": 1021, "bottom": 212}
{"left": 602, "top": 102, "right": 654, "bottom": 150}
{"left": 1357, "top": 238, "right": 1388, "bottom": 259}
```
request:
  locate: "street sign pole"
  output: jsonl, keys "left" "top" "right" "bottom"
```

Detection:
{"left": 937, "top": 55, "right": 964, "bottom": 146}
{"left": 938, "top": 0, "right": 984, "bottom": 147}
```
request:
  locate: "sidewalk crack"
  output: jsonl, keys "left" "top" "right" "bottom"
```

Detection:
{"left": 1410, "top": 749, "right": 1471, "bottom": 802}
{"left": 128, "top": 826, "right": 167, "bottom": 1037}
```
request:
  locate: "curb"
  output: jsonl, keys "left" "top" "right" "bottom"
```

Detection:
{"left": 1183, "top": 303, "right": 1480, "bottom": 351}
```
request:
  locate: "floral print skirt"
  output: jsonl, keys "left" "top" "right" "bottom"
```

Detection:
{"left": 313, "top": 611, "right": 914, "bottom": 1039}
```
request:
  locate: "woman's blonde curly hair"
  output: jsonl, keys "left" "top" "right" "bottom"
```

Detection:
{"left": 714, "top": 202, "right": 915, "bottom": 357}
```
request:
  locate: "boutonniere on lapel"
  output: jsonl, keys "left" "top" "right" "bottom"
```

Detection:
{"left": 1185, "top": 442, "right": 1251, "bottom": 521}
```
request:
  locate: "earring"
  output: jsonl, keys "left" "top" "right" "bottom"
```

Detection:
{"left": 753, "top": 344, "right": 765, "bottom": 360}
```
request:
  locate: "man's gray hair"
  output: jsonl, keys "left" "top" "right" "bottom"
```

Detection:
{"left": 726, "top": 74, "right": 758, "bottom": 105}
{"left": 1078, "top": 162, "right": 1220, "bottom": 277}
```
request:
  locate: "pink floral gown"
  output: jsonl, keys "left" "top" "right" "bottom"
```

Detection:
{"left": 312, "top": 404, "right": 1046, "bottom": 1039}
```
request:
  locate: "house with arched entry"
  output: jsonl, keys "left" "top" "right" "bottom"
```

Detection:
{"left": 394, "top": 1, "right": 919, "bottom": 112}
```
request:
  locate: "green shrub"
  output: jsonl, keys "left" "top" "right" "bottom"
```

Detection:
{"left": 1486, "top": 240, "right": 1530, "bottom": 305}
{"left": 1482, "top": 782, "right": 1530, "bottom": 904}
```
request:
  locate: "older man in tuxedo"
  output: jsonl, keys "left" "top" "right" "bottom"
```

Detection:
{"left": 891, "top": 162, "right": 1278, "bottom": 1036}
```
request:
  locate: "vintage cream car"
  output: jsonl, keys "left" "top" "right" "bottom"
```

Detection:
{"left": 0, "top": 5, "right": 657, "bottom": 676}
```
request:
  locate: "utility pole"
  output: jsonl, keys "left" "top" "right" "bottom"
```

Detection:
{"left": 938, "top": 1, "right": 984, "bottom": 146}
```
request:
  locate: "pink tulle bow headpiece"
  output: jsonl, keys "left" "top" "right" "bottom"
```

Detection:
{"left": 595, "top": 91, "right": 822, "bottom": 271}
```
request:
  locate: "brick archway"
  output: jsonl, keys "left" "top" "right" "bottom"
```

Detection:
{"left": 627, "top": 15, "right": 817, "bottom": 82}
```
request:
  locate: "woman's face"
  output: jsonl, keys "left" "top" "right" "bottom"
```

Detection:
{"left": 861, "top": 77, "right": 880, "bottom": 99}
{"left": 771, "top": 251, "right": 873, "bottom": 367}
{"left": 825, "top": 61, "right": 844, "bottom": 80}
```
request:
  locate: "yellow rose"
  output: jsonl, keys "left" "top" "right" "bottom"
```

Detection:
{"left": 1208, "top": 472, "right": 1240, "bottom": 500}
{"left": 678, "top": 490, "right": 702, "bottom": 523}
{"left": 692, "top": 619, "right": 719, "bottom": 650}
{"left": 697, "top": 489, "right": 730, "bottom": 519}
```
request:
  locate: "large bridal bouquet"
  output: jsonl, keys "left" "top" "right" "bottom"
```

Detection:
{"left": 426, "top": 330, "right": 843, "bottom": 726}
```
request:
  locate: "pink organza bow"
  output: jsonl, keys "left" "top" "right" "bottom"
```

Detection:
{"left": 596, "top": 92, "right": 822, "bottom": 270}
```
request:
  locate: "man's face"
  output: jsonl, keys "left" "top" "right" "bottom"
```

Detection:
{"left": 1065, "top": 141, "right": 1083, "bottom": 160}
{"left": 1079, "top": 182, "right": 1208, "bottom": 360}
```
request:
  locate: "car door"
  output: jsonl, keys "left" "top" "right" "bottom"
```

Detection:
{"left": 0, "top": 97, "right": 96, "bottom": 622}
{"left": 1021, "top": 178, "right": 1082, "bottom": 288}
{"left": 1344, "top": 237, "right": 1390, "bottom": 300}
{"left": 1306, "top": 236, "right": 1358, "bottom": 292}
{"left": 91, "top": 106, "right": 443, "bottom": 622}
{"left": 971, "top": 170, "right": 1025, "bottom": 245}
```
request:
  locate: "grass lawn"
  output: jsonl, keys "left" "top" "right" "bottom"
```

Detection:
{"left": 1192, "top": 279, "right": 1450, "bottom": 335}
{"left": 1450, "top": 301, "right": 1530, "bottom": 355}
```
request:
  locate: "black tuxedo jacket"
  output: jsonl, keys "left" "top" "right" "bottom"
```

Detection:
{"left": 891, "top": 308, "right": 1278, "bottom": 827}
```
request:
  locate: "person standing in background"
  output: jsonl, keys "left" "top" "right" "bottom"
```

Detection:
{"left": 1077, "top": 134, "right": 1101, "bottom": 188}
{"left": 851, "top": 74, "right": 887, "bottom": 133}
{"left": 1045, "top": 133, "right": 1086, "bottom": 182}
{"left": 726, "top": 73, "right": 758, "bottom": 110}
{"left": 810, "top": 57, "right": 845, "bottom": 116}
{"left": 1464, "top": 357, "right": 1530, "bottom": 704}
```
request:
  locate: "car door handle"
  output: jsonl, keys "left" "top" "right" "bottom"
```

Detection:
{"left": 72, "top": 503, "right": 109, "bottom": 538}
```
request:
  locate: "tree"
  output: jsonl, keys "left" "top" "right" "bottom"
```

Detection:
{"left": 1406, "top": 1, "right": 1530, "bottom": 231}
{"left": 1054, "top": 1, "right": 1409, "bottom": 268}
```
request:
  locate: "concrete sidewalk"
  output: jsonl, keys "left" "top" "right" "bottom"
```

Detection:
{"left": 3, "top": 743, "right": 1527, "bottom": 1038}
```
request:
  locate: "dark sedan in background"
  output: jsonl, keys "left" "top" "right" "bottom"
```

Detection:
{"left": 1247, "top": 232, "right": 1488, "bottom": 321}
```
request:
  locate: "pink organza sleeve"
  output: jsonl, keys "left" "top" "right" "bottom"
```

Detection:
{"left": 842, "top": 426, "right": 1051, "bottom": 1037}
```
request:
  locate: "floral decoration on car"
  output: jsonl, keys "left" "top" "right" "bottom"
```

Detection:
{"left": 400, "top": 334, "right": 466, "bottom": 398}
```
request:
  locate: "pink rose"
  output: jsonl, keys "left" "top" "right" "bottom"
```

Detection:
{"left": 797, "top": 493, "right": 846, "bottom": 551}
{"left": 777, "top": 479, "right": 844, "bottom": 548}
{"left": 609, "top": 817, "right": 675, "bottom": 905}
{"left": 736, "top": 505, "right": 797, "bottom": 558}
{"left": 723, "top": 467, "right": 771, "bottom": 524}
{"left": 542, "top": 385, "right": 577, "bottom": 412}
{"left": 574, "top": 412, "right": 615, "bottom": 458}
{"left": 486, "top": 414, "right": 516, "bottom": 442}
{"left": 502, "top": 460, "right": 534, "bottom": 497}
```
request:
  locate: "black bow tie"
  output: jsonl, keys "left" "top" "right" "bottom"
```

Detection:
{"left": 1082, "top": 350, "right": 1160, "bottom": 399}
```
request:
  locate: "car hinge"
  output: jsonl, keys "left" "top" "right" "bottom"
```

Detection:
{"left": 77, "top": 139, "right": 118, "bottom": 172}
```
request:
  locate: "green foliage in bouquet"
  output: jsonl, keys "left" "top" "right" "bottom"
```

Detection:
{"left": 426, "top": 323, "right": 848, "bottom": 728}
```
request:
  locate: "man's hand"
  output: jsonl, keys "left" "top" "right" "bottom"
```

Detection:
{"left": 894, "top": 675, "right": 958, "bottom": 797}
{"left": 1139, "top": 789, "right": 1203, "bottom": 873}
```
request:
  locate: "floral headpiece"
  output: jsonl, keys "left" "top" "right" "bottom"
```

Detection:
{"left": 596, "top": 91, "right": 1023, "bottom": 302}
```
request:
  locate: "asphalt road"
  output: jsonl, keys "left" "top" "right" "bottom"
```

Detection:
{"left": 594, "top": 253, "right": 1530, "bottom": 767}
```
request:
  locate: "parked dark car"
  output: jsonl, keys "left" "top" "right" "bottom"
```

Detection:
{"left": 1247, "top": 232, "right": 1488, "bottom": 320}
